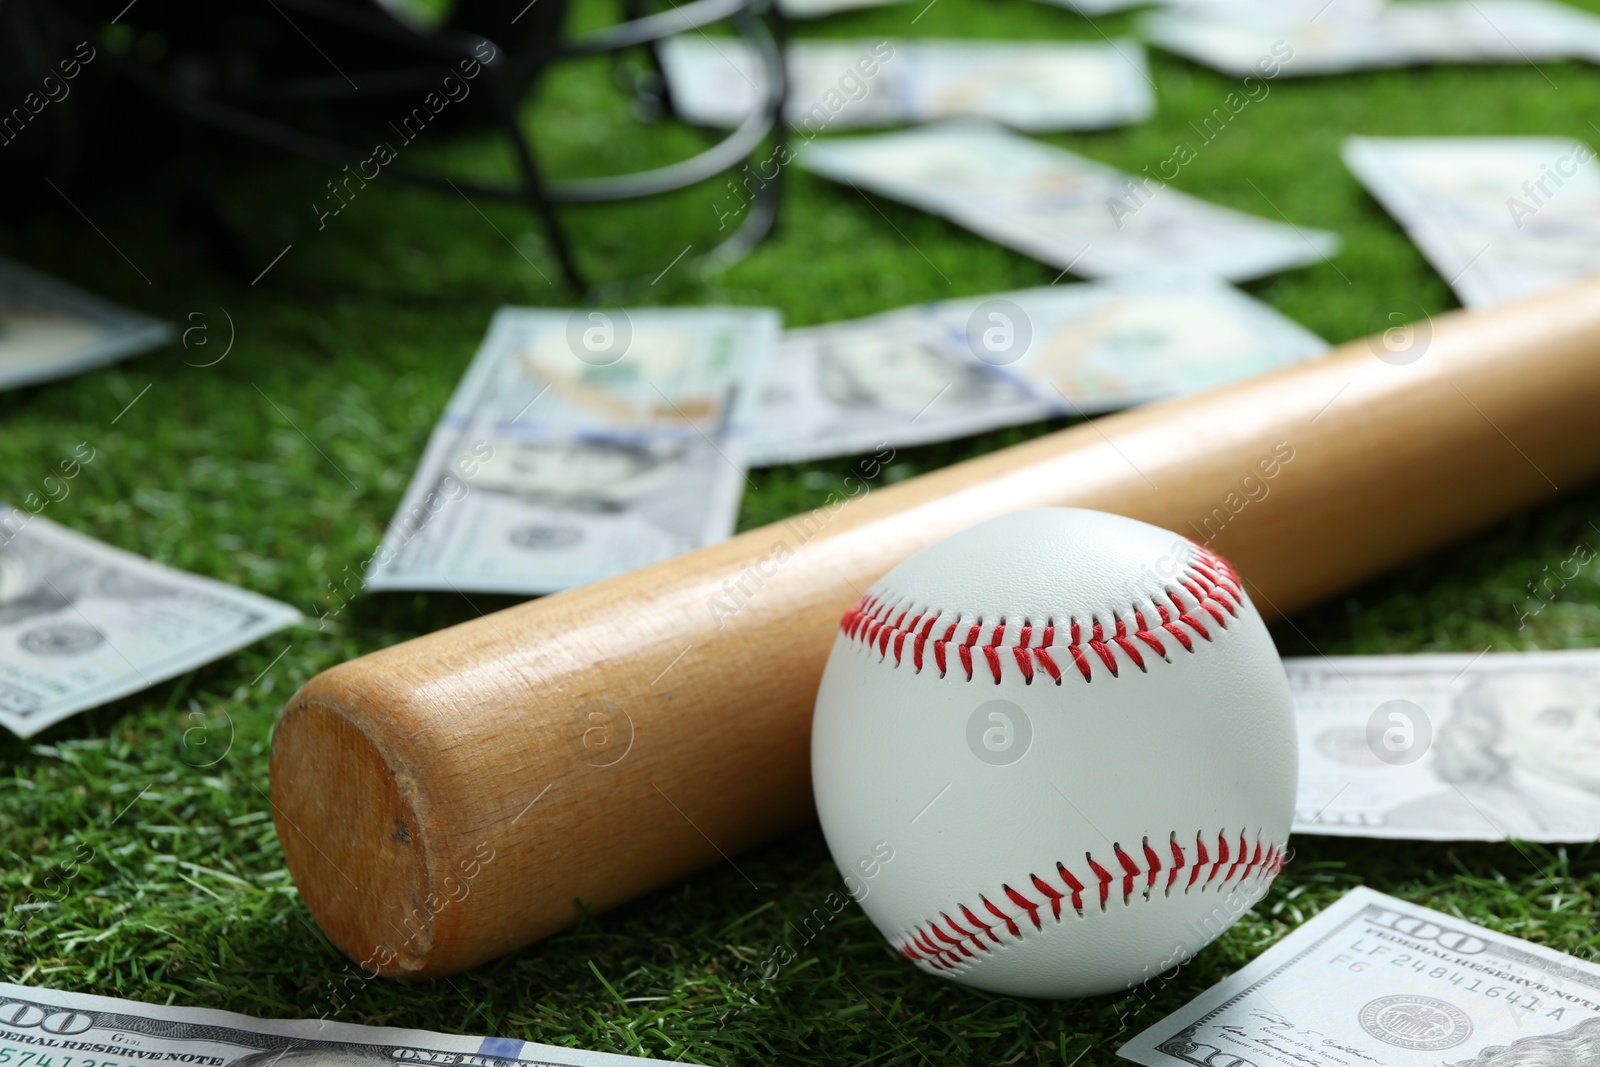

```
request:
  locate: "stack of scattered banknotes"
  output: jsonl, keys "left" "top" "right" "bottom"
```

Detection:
{"left": 14, "top": 0, "right": 1600, "bottom": 1059}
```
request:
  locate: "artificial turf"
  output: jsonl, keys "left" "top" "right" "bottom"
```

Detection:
{"left": 6, "top": 1, "right": 1600, "bottom": 1064}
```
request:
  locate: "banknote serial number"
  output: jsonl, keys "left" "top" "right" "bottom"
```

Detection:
{"left": 0, "top": 1046, "right": 209, "bottom": 1067}
{"left": 1331, "top": 940, "right": 1577, "bottom": 1020}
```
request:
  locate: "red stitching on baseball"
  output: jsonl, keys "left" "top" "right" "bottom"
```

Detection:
{"left": 1035, "top": 647, "right": 1062, "bottom": 684}
{"left": 1056, "top": 861, "right": 1085, "bottom": 916}
{"left": 1240, "top": 839, "right": 1263, "bottom": 883}
{"left": 893, "top": 829, "right": 1285, "bottom": 973}
{"left": 1013, "top": 646, "right": 1035, "bottom": 684}
{"left": 1187, "top": 833, "right": 1208, "bottom": 891}
{"left": 1005, "top": 883, "right": 1042, "bottom": 930}
{"left": 1086, "top": 853, "right": 1115, "bottom": 910}
{"left": 1206, "top": 831, "right": 1230, "bottom": 886}
{"left": 930, "top": 920, "right": 974, "bottom": 959}
{"left": 1118, "top": 845, "right": 1143, "bottom": 903}
{"left": 942, "top": 911, "right": 984, "bottom": 955}
{"left": 961, "top": 903, "right": 998, "bottom": 945}
{"left": 1089, "top": 624, "right": 1119, "bottom": 676}
{"left": 1068, "top": 643, "right": 1093, "bottom": 682}
{"left": 1113, "top": 620, "right": 1146, "bottom": 672}
{"left": 1031, "top": 873, "right": 1065, "bottom": 921}
{"left": 1225, "top": 831, "right": 1249, "bottom": 884}
{"left": 984, "top": 894, "right": 1020, "bottom": 938}
{"left": 982, "top": 645, "right": 1003, "bottom": 684}
{"left": 839, "top": 544, "right": 1242, "bottom": 685}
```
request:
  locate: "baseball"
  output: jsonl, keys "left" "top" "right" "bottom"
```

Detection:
{"left": 811, "top": 508, "right": 1297, "bottom": 998}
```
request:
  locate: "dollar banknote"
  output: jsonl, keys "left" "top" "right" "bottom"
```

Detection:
{"left": 363, "top": 307, "right": 778, "bottom": 595}
{"left": 799, "top": 121, "right": 1339, "bottom": 282}
{"left": 1028, "top": 0, "right": 1380, "bottom": 14}
{"left": 1120, "top": 886, "right": 1600, "bottom": 1066}
{"left": 659, "top": 38, "right": 1154, "bottom": 132}
{"left": 1287, "top": 648, "right": 1600, "bottom": 843}
{"left": 0, "top": 256, "right": 173, "bottom": 392}
{"left": 750, "top": 274, "right": 1326, "bottom": 466}
{"left": 775, "top": 0, "right": 910, "bottom": 19}
{"left": 1027, "top": 0, "right": 1148, "bottom": 13}
{"left": 1142, "top": 0, "right": 1600, "bottom": 78}
{"left": 0, "top": 983, "right": 677, "bottom": 1067}
{"left": 1342, "top": 136, "right": 1600, "bottom": 309}
{"left": 0, "top": 507, "right": 301, "bottom": 738}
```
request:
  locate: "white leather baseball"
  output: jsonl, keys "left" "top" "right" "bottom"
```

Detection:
{"left": 811, "top": 508, "right": 1297, "bottom": 999}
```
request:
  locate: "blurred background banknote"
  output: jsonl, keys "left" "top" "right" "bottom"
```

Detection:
{"left": 0, "top": 257, "right": 173, "bottom": 392}
{"left": 1142, "top": 0, "right": 1600, "bottom": 78}
{"left": 799, "top": 121, "right": 1339, "bottom": 281}
{"left": 1120, "top": 886, "right": 1600, "bottom": 1067}
{"left": 0, "top": 508, "right": 301, "bottom": 738}
{"left": 1287, "top": 648, "right": 1600, "bottom": 842}
{"left": 1343, "top": 136, "right": 1600, "bottom": 308}
{"left": 774, "top": 0, "right": 909, "bottom": 19}
{"left": 363, "top": 306, "right": 778, "bottom": 595}
{"left": 1028, "top": 0, "right": 1150, "bottom": 13}
{"left": 750, "top": 274, "right": 1327, "bottom": 466}
{"left": 659, "top": 38, "right": 1154, "bottom": 132}
{"left": 0, "top": 983, "right": 677, "bottom": 1067}
{"left": 1026, "top": 0, "right": 1293, "bottom": 14}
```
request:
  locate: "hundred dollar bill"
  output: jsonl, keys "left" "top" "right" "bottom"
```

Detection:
{"left": 659, "top": 38, "right": 1153, "bottom": 132}
{"left": 0, "top": 256, "right": 173, "bottom": 392}
{"left": 1342, "top": 136, "right": 1600, "bottom": 309}
{"left": 1120, "top": 886, "right": 1600, "bottom": 1066}
{"left": 1287, "top": 647, "right": 1600, "bottom": 843}
{"left": 1142, "top": 0, "right": 1600, "bottom": 78}
{"left": 0, "top": 508, "right": 301, "bottom": 738}
{"left": 364, "top": 306, "right": 778, "bottom": 595}
{"left": 775, "top": 0, "right": 910, "bottom": 19}
{"left": 1028, "top": 0, "right": 1376, "bottom": 13}
{"left": 799, "top": 121, "right": 1339, "bottom": 282}
{"left": 751, "top": 274, "right": 1325, "bottom": 466}
{"left": 0, "top": 983, "right": 679, "bottom": 1067}
{"left": 1027, "top": 0, "right": 1147, "bottom": 12}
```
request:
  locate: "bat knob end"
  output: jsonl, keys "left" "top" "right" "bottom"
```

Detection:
{"left": 271, "top": 675, "right": 440, "bottom": 978}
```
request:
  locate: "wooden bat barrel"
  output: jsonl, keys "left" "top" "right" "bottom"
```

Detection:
{"left": 270, "top": 278, "right": 1600, "bottom": 979}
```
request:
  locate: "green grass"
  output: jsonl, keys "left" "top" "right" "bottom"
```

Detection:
{"left": 6, "top": 1, "right": 1600, "bottom": 1063}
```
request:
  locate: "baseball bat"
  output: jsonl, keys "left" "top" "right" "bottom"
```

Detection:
{"left": 271, "top": 277, "right": 1600, "bottom": 979}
